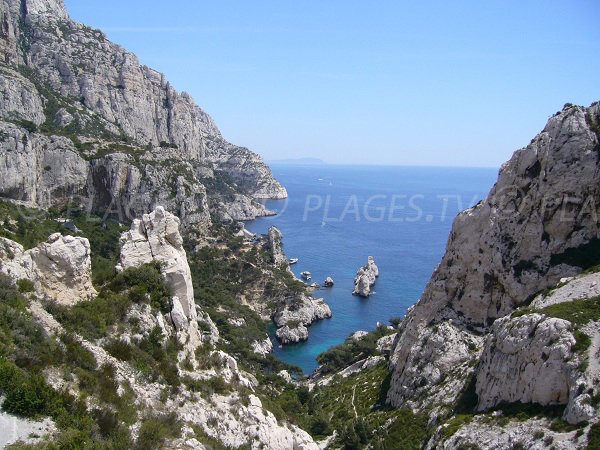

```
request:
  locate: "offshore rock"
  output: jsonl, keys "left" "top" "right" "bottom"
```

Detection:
{"left": 352, "top": 256, "right": 379, "bottom": 297}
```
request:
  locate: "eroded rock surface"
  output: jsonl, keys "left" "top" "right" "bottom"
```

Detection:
{"left": 0, "top": 233, "right": 96, "bottom": 304}
{"left": 353, "top": 256, "right": 379, "bottom": 297}
{"left": 388, "top": 103, "right": 600, "bottom": 411}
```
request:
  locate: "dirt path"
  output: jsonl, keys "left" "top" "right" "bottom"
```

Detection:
{"left": 351, "top": 385, "right": 358, "bottom": 418}
{"left": 583, "top": 322, "right": 600, "bottom": 377}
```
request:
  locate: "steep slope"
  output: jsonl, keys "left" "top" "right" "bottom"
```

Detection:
{"left": 0, "top": 0, "right": 286, "bottom": 230}
{"left": 387, "top": 103, "right": 600, "bottom": 414}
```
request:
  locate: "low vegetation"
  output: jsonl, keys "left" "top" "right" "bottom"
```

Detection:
{"left": 316, "top": 326, "right": 396, "bottom": 374}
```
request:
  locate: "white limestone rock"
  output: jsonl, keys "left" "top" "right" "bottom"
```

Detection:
{"left": 532, "top": 271, "right": 600, "bottom": 309}
{"left": 352, "top": 256, "right": 379, "bottom": 297}
{"left": 376, "top": 333, "right": 397, "bottom": 353}
{"left": 278, "top": 370, "right": 293, "bottom": 383}
{"left": 273, "top": 295, "right": 332, "bottom": 343}
{"left": 0, "top": 233, "right": 96, "bottom": 305}
{"left": 0, "top": 68, "right": 45, "bottom": 125}
{"left": 438, "top": 416, "right": 590, "bottom": 450}
{"left": 350, "top": 330, "right": 369, "bottom": 340}
{"left": 475, "top": 314, "right": 576, "bottom": 411}
{"left": 268, "top": 226, "right": 288, "bottom": 268}
{"left": 118, "top": 206, "right": 195, "bottom": 319}
{"left": 252, "top": 337, "right": 273, "bottom": 356}
{"left": 0, "top": 0, "right": 287, "bottom": 228}
{"left": 276, "top": 324, "right": 309, "bottom": 345}
{"left": 116, "top": 207, "right": 221, "bottom": 362}
{"left": 24, "top": 0, "right": 68, "bottom": 18}
{"left": 388, "top": 103, "right": 600, "bottom": 409}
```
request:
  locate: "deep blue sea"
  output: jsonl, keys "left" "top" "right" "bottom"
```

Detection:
{"left": 246, "top": 164, "right": 498, "bottom": 373}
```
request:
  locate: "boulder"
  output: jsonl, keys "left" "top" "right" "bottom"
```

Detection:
{"left": 0, "top": 233, "right": 96, "bottom": 305}
{"left": 475, "top": 314, "right": 575, "bottom": 411}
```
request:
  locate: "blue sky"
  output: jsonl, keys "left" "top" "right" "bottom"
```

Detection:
{"left": 65, "top": 0, "right": 599, "bottom": 167}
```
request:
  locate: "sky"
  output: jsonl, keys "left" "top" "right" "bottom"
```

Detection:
{"left": 64, "top": 0, "right": 600, "bottom": 167}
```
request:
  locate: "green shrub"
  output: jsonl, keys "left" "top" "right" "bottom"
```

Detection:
{"left": 60, "top": 333, "right": 97, "bottom": 371}
{"left": 135, "top": 413, "right": 182, "bottom": 450}
{"left": 316, "top": 326, "right": 394, "bottom": 374}
{"left": 16, "top": 279, "right": 34, "bottom": 293}
{"left": 0, "top": 359, "right": 58, "bottom": 418}
{"left": 573, "top": 330, "right": 592, "bottom": 353}
{"left": 540, "top": 296, "right": 600, "bottom": 327}
{"left": 588, "top": 422, "right": 600, "bottom": 449}
{"left": 310, "top": 415, "right": 333, "bottom": 436}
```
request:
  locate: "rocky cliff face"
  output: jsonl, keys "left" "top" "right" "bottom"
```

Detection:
{"left": 117, "top": 206, "right": 216, "bottom": 360}
{"left": 387, "top": 103, "right": 600, "bottom": 414}
{"left": 0, "top": 0, "right": 286, "bottom": 230}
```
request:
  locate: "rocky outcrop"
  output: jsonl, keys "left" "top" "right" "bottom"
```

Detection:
{"left": 475, "top": 314, "right": 576, "bottom": 410}
{"left": 350, "top": 330, "right": 369, "bottom": 340}
{"left": 0, "top": 233, "right": 96, "bottom": 304}
{"left": 117, "top": 206, "right": 215, "bottom": 358}
{"left": 352, "top": 256, "right": 379, "bottom": 297}
{"left": 388, "top": 103, "right": 600, "bottom": 411}
{"left": 276, "top": 324, "right": 309, "bottom": 345}
{"left": 0, "top": 0, "right": 286, "bottom": 228}
{"left": 252, "top": 337, "right": 273, "bottom": 356}
{"left": 438, "top": 416, "right": 591, "bottom": 450}
{"left": 268, "top": 226, "right": 288, "bottom": 268}
{"left": 273, "top": 295, "right": 332, "bottom": 343}
{"left": 118, "top": 206, "right": 194, "bottom": 318}
{"left": 376, "top": 333, "right": 397, "bottom": 354}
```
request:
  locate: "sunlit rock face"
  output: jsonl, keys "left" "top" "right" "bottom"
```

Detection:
{"left": 387, "top": 103, "right": 600, "bottom": 411}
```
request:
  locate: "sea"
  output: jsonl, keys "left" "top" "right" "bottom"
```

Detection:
{"left": 246, "top": 164, "right": 498, "bottom": 374}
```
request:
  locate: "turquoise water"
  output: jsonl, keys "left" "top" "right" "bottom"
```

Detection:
{"left": 246, "top": 164, "right": 498, "bottom": 373}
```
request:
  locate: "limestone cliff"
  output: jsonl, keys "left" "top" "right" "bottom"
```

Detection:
{"left": 387, "top": 102, "right": 600, "bottom": 414}
{"left": 0, "top": 0, "right": 286, "bottom": 230}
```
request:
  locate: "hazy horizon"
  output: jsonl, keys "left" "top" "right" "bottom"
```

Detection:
{"left": 66, "top": 0, "right": 600, "bottom": 167}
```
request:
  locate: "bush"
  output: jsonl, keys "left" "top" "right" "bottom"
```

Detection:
{"left": 135, "top": 413, "right": 182, "bottom": 450}
{"left": 0, "top": 359, "right": 58, "bottom": 418}
{"left": 16, "top": 279, "right": 34, "bottom": 293}
{"left": 316, "top": 326, "right": 394, "bottom": 374}
{"left": 588, "top": 422, "right": 600, "bottom": 449}
{"left": 541, "top": 296, "right": 600, "bottom": 327}
{"left": 310, "top": 415, "right": 333, "bottom": 436}
{"left": 61, "top": 333, "right": 96, "bottom": 371}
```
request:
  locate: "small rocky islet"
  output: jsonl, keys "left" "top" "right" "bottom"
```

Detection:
{"left": 0, "top": 0, "right": 599, "bottom": 448}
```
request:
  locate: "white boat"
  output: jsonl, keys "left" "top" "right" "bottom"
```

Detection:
{"left": 289, "top": 258, "right": 299, "bottom": 265}
{"left": 301, "top": 271, "right": 312, "bottom": 280}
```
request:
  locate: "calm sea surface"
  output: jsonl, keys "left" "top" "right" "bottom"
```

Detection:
{"left": 246, "top": 164, "right": 498, "bottom": 373}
